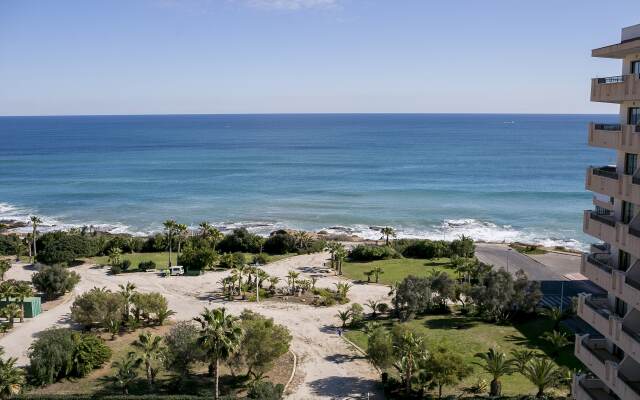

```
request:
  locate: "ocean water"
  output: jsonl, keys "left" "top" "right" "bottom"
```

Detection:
{"left": 0, "top": 114, "right": 616, "bottom": 249}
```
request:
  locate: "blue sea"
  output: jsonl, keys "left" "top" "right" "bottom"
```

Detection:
{"left": 0, "top": 114, "right": 616, "bottom": 249}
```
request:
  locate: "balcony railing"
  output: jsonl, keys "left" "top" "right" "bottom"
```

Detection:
{"left": 626, "top": 274, "right": 640, "bottom": 291}
{"left": 592, "top": 243, "right": 610, "bottom": 252}
{"left": 594, "top": 123, "right": 623, "bottom": 131}
{"left": 597, "top": 75, "right": 626, "bottom": 84}
{"left": 585, "top": 296, "right": 615, "bottom": 319}
{"left": 618, "top": 372, "right": 640, "bottom": 397}
{"left": 621, "top": 324, "right": 640, "bottom": 344}
{"left": 578, "top": 378, "right": 618, "bottom": 400}
{"left": 592, "top": 166, "right": 619, "bottom": 180}
{"left": 629, "top": 225, "right": 640, "bottom": 239}
{"left": 582, "top": 337, "right": 621, "bottom": 364}
{"left": 587, "top": 254, "right": 613, "bottom": 273}
{"left": 590, "top": 211, "right": 617, "bottom": 227}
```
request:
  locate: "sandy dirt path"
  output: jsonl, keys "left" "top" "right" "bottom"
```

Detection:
{"left": 1, "top": 253, "right": 388, "bottom": 399}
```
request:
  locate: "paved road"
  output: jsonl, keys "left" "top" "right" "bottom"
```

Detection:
{"left": 475, "top": 243, "right": 566, "bottom": 281}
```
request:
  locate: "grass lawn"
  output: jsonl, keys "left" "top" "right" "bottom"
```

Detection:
{"left": 85, "top": 252, "right": 295, "bottom": 272}
{"left": 341, "top": 258, "right": 457, "bottom": 285}
{"left": 345, "top": 313, "right": 579, "bottom": 397}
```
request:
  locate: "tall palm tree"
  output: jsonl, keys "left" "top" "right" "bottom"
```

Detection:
{"left": 521, "top": 357, "right": 561, "bottom": 398}
{"left": 132, "top": 331, "right": 165, "bottom": 390}
{"left": 118, "top": 282, "right": 137, "bottom": 322}
{"left": 365, "top": 300, "right": 380, "bottom": 318}
{"left": 380, "top": 226, "right": 396, "bottom": 245}
{"left": 12, "top": 281, "right": 33, "bottom": 323}
{"left": 163, "top": 220, "right": 177, "bottom": 267}
{"left": 0, "top": 348, "right": 25, "bottom": 399}
{"left": 324, "top": 242, "right": 343, "bottom": 270}
{"left": 175, "top": 223, "right": 188, "bottom": 260}
{"left": 286, "top": 271, "right": 299, "bottom": 294}
{"left": 111, "top": 352, "right": 142, "bottom": 395}
{"left": 334, "top": 247, "right": 347, "bottom": 275}
{"left": 268, "top": 276, "right": 280, "bottom": 293}
{"left": 473, "top": 348, "right": 515, "bottom": 396}
{"left": 334, "top": 282, "right": 352, "bottom": 299}
{"left": 29, "top": 216, "right": 41, "bottom": 263}
{"left": 108, "top": 247, "right": 122, "bottom": 267}
{"left": 372, "top": 267, "right": 383, "bottom": 283}
{"left": 194, "top": 307, "right": 244, "bottom": 400}
{"left": 541, "top": 330, "right": 570, "bottom": 356}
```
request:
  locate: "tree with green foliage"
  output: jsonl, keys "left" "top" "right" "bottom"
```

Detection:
{"left": 510, "top": 348, "right": 536, "bottom": 371}
{"left": 118, "top": 282, "right": 136, "bottom": 322}
{"left": 217, "top": 228, "right": 264, "bottom": 254}
{"left": 31, "top": 265, "right": 80, "bottom": 300}
{"left": 421, "top": 347, "right": 472, "bottom": 399}
{"left": 194, "top": 307, "right": 244, "bottom": 400}
{"left": 0, "top": 260, "right": 10, "bottom": 282}
{"left": 132, "top": 331, "right": 165, "bottom": 390}
{"left": 286, "top": 270, "right": 299, "bottom": 294}
{"left": 473, "top": 348, "right": 515, "bottom": 396}
{"left": 110, "top": 352, "right": 142, "bottom": 395}
{"left": 163, "top": 220, "right": 177, "bottom": 267}
{"left": 521, "top": 357, "right": 561, "bottom": 398}
{"left": 247, "top": 380, "right": 284, "bottom": 400}
{"left": 164, "top": 321, "right": 205, "bottom": 384}
{"left": 336, "top": 310, "right": 350, "bottom": 328}
{"left": 380, "top": 227, "right": 396, "bottom": 245}
{"left": 541, "top": 306, "right": 568, "bottom": 330}
{"left": 393, "top": 328, "right": 429, "bottom": 394}
{"left": 70, "top": 333, "right": 112, "bottom": 377}
{"left": 234, "top": 310, "right": 292, "bottom": 376}
{"left": 71, "top": 287, "right": 124, "bottom": 331}
{"left": 0, "top": 347, "right": 25, "bottom": 399}
{"left": 0, "top": 304, "right": 19, "bottom": 327}
{"left": 366, "top": 299, "right": 380, "bottom": 318}
{"left": 178, "top": 246, "right": 218, "bottom": 272}
{"left": 366, "top": 327, "right": 394, "bottom": 375}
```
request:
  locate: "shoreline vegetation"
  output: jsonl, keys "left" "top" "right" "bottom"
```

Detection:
{"left": 0, "top": 218, "right": 583, "bottom": 400}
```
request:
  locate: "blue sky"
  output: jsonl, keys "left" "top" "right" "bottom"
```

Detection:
{"left": 0, "top": 0, "right": 637, "bottom": 115}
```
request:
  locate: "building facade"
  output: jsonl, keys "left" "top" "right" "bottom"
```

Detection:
{"left": 574, "top": 24, "right": 640, "bottom": 400}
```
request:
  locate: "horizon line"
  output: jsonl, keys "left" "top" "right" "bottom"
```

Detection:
{"left": 0, "top": 111, "right": 619, "bottom": 118}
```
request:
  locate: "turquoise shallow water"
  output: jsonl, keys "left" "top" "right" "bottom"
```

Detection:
{"left": 0, "top": 114, "right": 615, "bottom": 248}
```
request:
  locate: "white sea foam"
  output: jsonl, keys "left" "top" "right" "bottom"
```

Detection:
{"left": 0, "top": 201, "right": 587, "bottom": 250}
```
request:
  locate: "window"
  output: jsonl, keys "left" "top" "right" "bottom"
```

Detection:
{"left": 615, "top": 298, "right": 628, "bottom": 318}
{"left": 629, "top": 107, "right": 640, "bottom": 125}
{"left": 619, "top": 250, "right": 631, "bottom": 271}
{"left": 633, "top": 60, "right": 640, "bottom": 75}
{"left": 624, "top": 153, "right": 638, "bottom": 175}
{"left": 622, "top": 201, "right": 635, "bottom": 224}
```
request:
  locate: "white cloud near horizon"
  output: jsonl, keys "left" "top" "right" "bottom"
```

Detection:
{"left": 245, "top": 0, "right": 338, "bottom": 10}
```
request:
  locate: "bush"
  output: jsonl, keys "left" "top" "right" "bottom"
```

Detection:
{"left": 164, "top": 321, "right": 205, "bottom": 378}
{"left": 0, "top": 234, "right": 21, "bottom": 255}
{"left": 71, "top": 287, "right": 124, "bottom": 329}
{"left": 348, "top": 245, "right": 399, "bottom": 262}
{"left": 263, "top": 231, "right": 296, "bottom": 255}
{"left": 36, "top": 231, "right": 99, "bottom": 265}
{"left": 110, "top": 264, "right": 122, "bottom": 275}
{"left": 138, "top": 260, "right": 156, "bottom": 272}
{"left": 252, "top": 253, "right": 269, "bottom": 265}
{"left": 28, "top": 328, "right": 110, "bottom": 385}
{"left": 247, "top": 381, "right": 285, "bottom": 400}
{"left": 178, "top": 247, "right": 218, "bottom": 272}
{"left": 120, "top": 259, "right": 132, "bottom": 271}
{"left": 400, "top": 239, "right": 450, "bottom": 259}
{"left": 217, "top": 228, "right": 264, "bottom": 253}
{"left": 31, "top": 265, "right": 80, "bottom": 300}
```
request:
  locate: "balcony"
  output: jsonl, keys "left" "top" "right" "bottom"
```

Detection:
{"left": 589, "top": 123, "right": 640, "bottom": 153}
{"left": 578, "top": 294, "right": 618, "bottom": 338}
{"left": 582, "top": 254, "right": 614, "bottom": 292}
{"left": 587, "top": 166, "right": 621, "bottom": 199}
{"left": 584, "top": 211, "right": 640, "bottom": 260}
{"left": 573, "top": 375, "right": 617, "bottom": 400}
{"left": 576, "top": 335, "right": 622, "bottom": 383}
{"left": 591, "top": 74, "right": 640, "bottom": 103}
{"left": 618, "top": 372, "right": 640, "bottom": 400}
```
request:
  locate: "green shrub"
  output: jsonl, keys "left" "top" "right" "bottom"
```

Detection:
{"left": 400, "top": 239, "right": 450, "bottom": 259}
{"left": 247, "top": 381, "right": 284, "bottom": 400}
{"left": 120, "top": 259, "right": 132, "bottom": 271}
{"left": 348, "top": 245, "right": 399, "bottom": 261}
{"left": 253, "top": 253, "right": 269, "bottom": 265}
{"left": 217, "top": 228, "right": 264, "bottom": 253}
{"left": 36, "top": 231, "right": 99, "bottom": 265}
{"left": 138, "top": 260, "right": 156, "bottom": 271}
{"left": 31, "top": 265, "right": 81, "bottom": 300}
{"left": 178, "top": 247, "right": 218, "bottom": 271}
{"left": 263, "top": 231, "right": 296, "bottom": 255}
{"left": 0, "top": 234, "right": 22, "bottom": 255}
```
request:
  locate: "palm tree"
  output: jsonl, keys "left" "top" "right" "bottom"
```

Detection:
{"left": 200, "top": 222, "right": 224, "bottom": 250}
{"left": 0, "top": 348, "right": 25, "bottom": 399}
{"left": 12, "top": 281, "right": 33, "bottom": 323}
{"left": 132, "top": 331, "right": 165, "bottom": 390}
{"left": 0, "top": 304, "right": 20, "bottom": 327}
{"left": 29, "top": 216, "right": 41, "bottom": 263}
{"left": 155, "top": 304, "right": 175, "bottom": 325}
{"left": 473, "top": 348, "right": 515, "bottom": 396}
{"left": 541, "top": 307, "right": 567, "bottom": 330}
{"left": 108, "top": 247, "right": 122, "bottom": 267}
{"left": 0, "top": 261, "right": 10, "bottom": 282}
{"left": 175, "top": 223, "right": 188, "bottom": 260}
{"left": 366, "top": 300, "right": 380, "bottom": 318}
{"left": 510, "top": 348, "right": 536, "bottom": 370}
{"left": 334, "top": 247, "right": 347, "bottom": 275}
{"left": 336, "top": 310, "right": 350, "bottom": 328}
{"left": 324, "top": 242, "right": 344, "bottom": 270}
{"left": 111, "top": 352, "right": 142, "bottom": 395}
{"left": 268, "top": 276, "right": 280, "bottom": 293}
{"left": 118, "top": 282, "right": 137, "bottom": 322}
{"left": 163, "top": 219, "right": 177, "bottom": 267}
{"left": 372, "top": 267, "right": 383, "bottom": 283}
{"left": 380, "top": 226, "right": 396, "bottom": 245}
{"left": 393, "top": 331, "right": 428, "bottom": 394}
{"left": 542, "top": 330, "right": 570, "bottom": 355}
{"left": 521, "top": 357, "right": 561, "bottom": 398}
{"left": 286, "top": 271, "right": 299, "bottom": 294}
{"left": 194, "top": 307, "right": 244, "bottom": 400}
{"left": 334, "top": 282, "right": 352, "bottom": 300}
